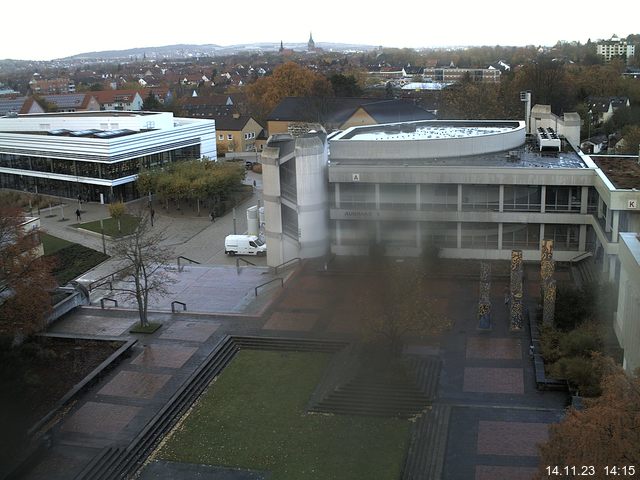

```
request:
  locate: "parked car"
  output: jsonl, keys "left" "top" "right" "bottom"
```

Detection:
{"left": 224, "top": 234, "right": 266, "bottom": 256}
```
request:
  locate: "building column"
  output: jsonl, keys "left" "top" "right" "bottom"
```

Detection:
{"left": 457, "top": 222, "right": 462, "bottom": 249}
{"left": 598, "top": 196, "right": 603, "bottom": 219}
{"left": 605, "top": 206, "right": 612, "bottom": 233}
{"left": 579, "top": 224, "right": 587, "bottom": 251}
{"left": 416, "top": 184, "right": 421, "bottom": 211}
{"left": 416, "top": 222, "right": 421, "bottom": 248}
{"left": 580, "top": 186, "right": 589, "bottom": 214}
{"left": 499, "top": 185, "right": 504, "bottom": 213}
{"left": 336, "top": 220, "right": 341, "bottom": 246}
{"left": 457, "top": 184, "right": 463, "bottom": 212}
{"left": 612, "top": 210, "right": 620, "bottom": 242}
{"left": 498, "top": 223, "right": 503, "bottom": 250}
{"left": 375, "top": 183, "right": 380, "bottom": 210}
{"left": 540, "top": 185, "right": 546, "bottom": 213}
{"left": 609, "top": 255, "right": 617, "bottom": 282}
{"left": 539, "top": 224, "right": 545, "bottom": 250}
{"left": 335, "top": 183, "right": 340, "bottom": 209}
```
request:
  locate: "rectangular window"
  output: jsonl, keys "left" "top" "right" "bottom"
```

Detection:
{"left": 227, "top": 134, "right": 233, "bottom": 140}
{"left": 218, "top": 134, "right": 223, "bottom": 140}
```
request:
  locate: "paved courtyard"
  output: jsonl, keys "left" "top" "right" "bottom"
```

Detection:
{"left": 21, "top": 205, "right": 570, "bottom": 480}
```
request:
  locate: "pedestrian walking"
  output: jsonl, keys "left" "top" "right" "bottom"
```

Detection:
{"left": 503, "top": 286, "right": 510, "bottom": 307}
{"left": 529, "top": 344, "right": 535, "bottom": 357}
{"left": 75, "top": 208, "right": 81, "bottom": 221}
{"left": 209, "top": 211, "right": 215, "bottom": 222}
{"left": 253, "top": 180, "right": 257, "bottom": 188}
{"left": 150, "top": 207, "right": 155, "bottom": 226}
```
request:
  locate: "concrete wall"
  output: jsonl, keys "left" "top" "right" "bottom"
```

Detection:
{"left": 331, "top": 121, "right": 526, "bottom": 160}
{"left": 615, "top": 232, "right": 640, "bottom": 373}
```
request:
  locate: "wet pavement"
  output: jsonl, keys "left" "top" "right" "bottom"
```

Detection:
{"left": 18, "top": 182, "right": 570, "bottom": 479}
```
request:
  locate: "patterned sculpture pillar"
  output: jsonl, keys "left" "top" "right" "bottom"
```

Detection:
{"left": 477, "top": 262, "right": 492, "bottom": 331}
{"left": 509, "top": 250, "right": 524, "bottom": 332}
{"left": 540, "top": 239, "right": 556, "bottom": 325}
{"left": 543, "top": 278, "right": 557, "bottom": 326}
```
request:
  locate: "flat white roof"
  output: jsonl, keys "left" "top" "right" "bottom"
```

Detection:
{"left": 350, "top": 124, "right": 517, "bottom": 141}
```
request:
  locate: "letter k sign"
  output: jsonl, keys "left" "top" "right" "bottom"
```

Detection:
{"left": 629, "top": 199, "right": 638, "bottom": 209}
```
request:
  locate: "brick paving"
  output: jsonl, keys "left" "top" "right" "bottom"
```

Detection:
{"left": 476, "top": 420, "right": 550, "bottom": 456}
{"left": 475, "top": 465, "right": 539, "bottom": 480}
{"left": 463, "top": 367, "right": 525, "bottom": 394}
{"left": 97, "top": 371, "right": 172, "bottom": 399}
{"left": 466, "top": 337, "right": 522, "bottom": 360}
{"left": 262, "top": 311, "right": 319, "bottom": 331}
{"left": 61, "top": 402, "right": 142, "bottom": 436}
{"left": 159, "top": 321, "right": 220, "bottom": 342}
{"left": 18, "top": 255, "right": 570, "bottom": 480}
{"left": 131, "top": 344, "right": 198, "bottom": 369}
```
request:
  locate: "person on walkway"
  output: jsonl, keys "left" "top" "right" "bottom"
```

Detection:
{"left": 503, "top": 286, "right": 510, "bottom": 307}
{"left": 209, "top": 211, "right": 215, "bottom": 222}
{"left": 75, "top": 209, "right": 81, "bottom": 221}
{"left": 150, "top": 207, "right": 155, "bottom": 227}
{"left": 253, "top": 180, "right": 257, "bottom": 188}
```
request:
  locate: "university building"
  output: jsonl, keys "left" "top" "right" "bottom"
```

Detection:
{"left": 0, "top": 111, "right": 216, "bottom": 203}
{"left": 261, "top": 111, "right": 640, "bottom": 372}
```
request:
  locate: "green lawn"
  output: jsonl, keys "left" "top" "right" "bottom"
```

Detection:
{"left": 158, "top": 350, "right": 410, "bottom": 480}
{"left": 76, "top": 214, "right": 140, "bottom": 237}
{"left": 42, "top": 235, "right": 109, "bottom": 284}
{"left": 41, "top": 233, "right": 73, "bottom": 255}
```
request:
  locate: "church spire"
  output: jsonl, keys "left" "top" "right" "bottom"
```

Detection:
{"left": 308, "top": 32, "right": 315, "bottom": 51}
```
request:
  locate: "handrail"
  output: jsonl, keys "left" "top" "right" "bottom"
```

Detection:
{"left": 88, "top": 266, "right": 129, "bottom": 292}
{"left": 177, "top": 256, "right": 200, "bottom": 272}
{"left": 274, "top": 257, "right": 301, "bottom": 275}
{"left": 100, "top": 297, "right": 118, "bottom": 309}
{"left": 236, "top": 257, "right": 256, "bottom": 266}
{"left": 569, "top": 251, "right": 593, "bottom": 264}
{"left": 171, "top": 301, "right": 187, "bottom": 312}
{"left": 91, "top": 280, "right": 113, "bottom": 292}
{"left": 255, "top": 277, "right": 284, "bottom": 296}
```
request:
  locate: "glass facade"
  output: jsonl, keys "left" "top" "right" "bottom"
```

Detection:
{"left": 0, "top": 145, "right": 200, "bottom": 202}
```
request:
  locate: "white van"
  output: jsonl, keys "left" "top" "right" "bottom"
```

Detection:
{"left": 224, "top": 234, "right": 266, "bottom": 256}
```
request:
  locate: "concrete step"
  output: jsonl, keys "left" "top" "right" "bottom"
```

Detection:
{"left": 402, "top": 404, "right": 452, "bottom": 480}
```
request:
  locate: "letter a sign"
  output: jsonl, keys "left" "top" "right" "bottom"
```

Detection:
{"left": 352, "top": 173, "right": 360, "bottom": 182}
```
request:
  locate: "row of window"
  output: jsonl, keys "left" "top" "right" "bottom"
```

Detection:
{"left": 335, "top": 220, "right": 584, "bottom": 251}
{"left": 217, "top": 132, "right": 256, "bottom": 141}
{"left": 0, "top": 146, "right": 199, "bottom": 180}
{"left": 333, "top": 183, "right": 599, "bottom": 213}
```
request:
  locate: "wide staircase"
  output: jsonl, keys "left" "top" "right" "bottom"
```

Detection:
{"left": 402, "top": 404, "right": 452, "bottom": 480}
{"left": 309, "top": 356, "right": 440, "bottom": 418}
{"left": 570, "top": 253, "right": 598, "bottom": 287}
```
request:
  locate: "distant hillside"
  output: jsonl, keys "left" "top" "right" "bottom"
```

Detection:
{"left": 63, "top": 42, "right": 378, "bottom": 60}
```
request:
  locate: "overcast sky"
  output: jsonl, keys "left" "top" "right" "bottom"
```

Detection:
{"left": 2, "top": 0, "right": 638, "bottom": 61}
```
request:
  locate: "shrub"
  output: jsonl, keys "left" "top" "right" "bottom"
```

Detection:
{"left": 558, "top": 323, "right": 604, "bottom": 357}
{"left": 549, "top": 355, "right": 602, "bottom": 397}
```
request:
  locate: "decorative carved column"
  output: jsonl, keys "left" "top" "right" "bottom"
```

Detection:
{"left": 540, "top": 239, "right": 556, "bottom": 325}
{"left": 509, "top": 250, "right": 523, "bottom": 331}
{"left": 542, "top": 278, "right": 556, "bottom": 325}
{"left": 477, "top": 262, "right": 492, "bottom": 331}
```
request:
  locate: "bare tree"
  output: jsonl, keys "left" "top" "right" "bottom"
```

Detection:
{"left": 110, "top": 212, "right": 175, "bottom": 327}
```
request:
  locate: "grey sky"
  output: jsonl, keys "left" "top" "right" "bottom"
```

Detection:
{"left": 2, "top": 0, "right": 637, "bottom": 61}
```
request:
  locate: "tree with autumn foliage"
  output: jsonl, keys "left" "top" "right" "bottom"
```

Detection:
{"left": 244, "top": 61, "right": 333, "bottom": 122}
{"left": 535, "top": 355, "right": 640, "bottom": 479}
{"left": 0, "top": 207, "right": 56, "bottom": 341}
